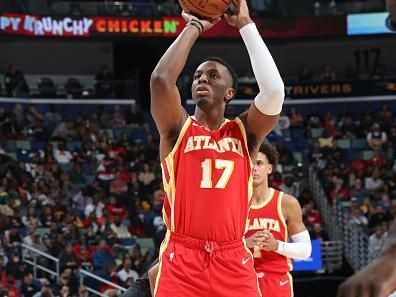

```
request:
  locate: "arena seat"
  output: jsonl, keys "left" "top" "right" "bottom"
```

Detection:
{"left": 351, "top": 138, "right": 368, "bottom": 149}
{"left": 336, "top": 139, "right": 351, "bottom": 149}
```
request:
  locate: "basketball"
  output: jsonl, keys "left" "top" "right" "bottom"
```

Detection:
{"left": 179, "top": 0, "right": 232, "bottom": 19}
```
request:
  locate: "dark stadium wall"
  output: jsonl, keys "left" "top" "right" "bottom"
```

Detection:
{"left": 0, "top": 41, "right": 113, "bottom": 74}
{"left": 187, "top": 37, "right": 396, "bottom": 79}
{"left": 113, "top": 39, "right": 175, "bottom": 110}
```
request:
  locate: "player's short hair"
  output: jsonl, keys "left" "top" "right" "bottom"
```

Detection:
{"left": 201, "top": 56, "right": 239, "bottom": 94}
{"left": 258, "top": 143, "right": 279, "bottom": 169}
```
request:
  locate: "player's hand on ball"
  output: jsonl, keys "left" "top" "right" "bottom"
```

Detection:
{"left": 245, "top": 231, "right": 267, "bottom": 248}
{"left": 261, "top": 230, "right": 278, "bottom": 251}
{"left": 182, "top": 11, "right": 221, "bottom": 32}
{"left": 223, "top": 0, "right": 253, "bottom": 29}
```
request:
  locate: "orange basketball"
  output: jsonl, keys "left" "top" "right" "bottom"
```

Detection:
{"left": 179, "top": 0, "right": 232, "bottom": 19}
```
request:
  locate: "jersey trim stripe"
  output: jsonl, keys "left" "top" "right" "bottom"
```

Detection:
{"left": 154, "top": 230, "right": 171, "bottom": 296}
{"left": 287, "top": 272, "right": 294, "bottom": 297}
{"left": 277, "top": 192, "right": 293, "bottom": 271}
{"left": 168, "top": 116, "right": 192, "bottom": 160}
{"left": 234, "top": 117, "right": 253, "bottom": 168}
{"left": 250, "top": 188, "right": 275, "bottom": 209}
{"left": 234, "top": 117, "right": 254, "bottom": 206}
{"left": 161, "top": 117, "right": 192, "bottom": 233}
{"left": 165, "top": 156, "right": 176, "bottom": 232}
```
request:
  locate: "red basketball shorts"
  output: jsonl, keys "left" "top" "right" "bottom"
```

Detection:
{"left": 256, "top": 271, "right": 293, "bottom": 297}
{"left": 154, "top": 232, "right": 261, "bottom": 297}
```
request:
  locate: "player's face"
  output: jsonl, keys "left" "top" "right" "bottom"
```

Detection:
{"left": 253, "top": 152, "right": 273, "bottom": 186}
{"left": 191, "top": 61, "right": 235, "bottom": 109}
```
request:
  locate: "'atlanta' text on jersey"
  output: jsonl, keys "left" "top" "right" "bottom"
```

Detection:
{"left": 161, "top": 116, "right": 253, "bottom": 242}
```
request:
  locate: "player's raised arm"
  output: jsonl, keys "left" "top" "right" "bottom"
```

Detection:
{"left": 225, "top": 0, "right": 284, "bottom": 157}
{"left": 150, "top": 13, "right": 219, "bottom": 160}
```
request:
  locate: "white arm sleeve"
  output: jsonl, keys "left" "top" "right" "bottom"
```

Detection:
{"left": 239, "top": 23, "right": 284, "bottom": 115}
{"left": 275, "top": 230, "right": 312, "bottom": 260}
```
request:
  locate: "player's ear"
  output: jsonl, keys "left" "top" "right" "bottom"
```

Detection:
{"left": 267, "top": 164, "right": 273, "bottom": 174}
{"left": 224, "top": 87, "right": 235, "bottom": 103}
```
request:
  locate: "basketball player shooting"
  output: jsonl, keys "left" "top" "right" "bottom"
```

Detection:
{"left": 245, "top": 144, "right": 311, "bottom": 297}
{"left": 149, "top": 0, "right": 284, "bottom": 295}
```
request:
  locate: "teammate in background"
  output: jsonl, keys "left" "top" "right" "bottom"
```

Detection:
{"left": 386, "top": 0, "right": 396, "bottom": 31}
{"left": 245, "top": 144, "right": 312, "bottom": 297}
{"left": 149, "top": 0, "right": 284, "bottom": 294}
{"left": 337, "top": 218, "right": 396, "bottom": 297}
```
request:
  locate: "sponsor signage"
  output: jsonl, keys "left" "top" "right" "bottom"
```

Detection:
{"left": 348, "top": 12, "right": 396, "bottom": 35}
{"left": 292, "top": 239, "right": 322, "bottom": 271}
{"left": 0, "top": 13, "right": 345, "bottom": 38}
{"left": 237, "top": 79, "right": 396, "bottom": 99}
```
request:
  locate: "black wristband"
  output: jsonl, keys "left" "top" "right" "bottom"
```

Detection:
{"left": 187, "top": 20, "right": 203, "bottom": 33}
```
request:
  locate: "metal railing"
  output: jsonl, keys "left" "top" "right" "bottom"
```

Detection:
{"left": 321, "top": 241, "right": 343, "bottom": 273}
{"left": 22, "top": 243, "right": 60, "bottom": 282}
{"left": 21, "top": 244, "right": 127, "bottom": 296}
{"left": 79, "top": 269, "right": 127, "bottom": 297}
{"left": 309, "top": 166, "right": 370, "bottom": 271}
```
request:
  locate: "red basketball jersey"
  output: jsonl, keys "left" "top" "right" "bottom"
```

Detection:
{"left": 161, "top": 116, "right": 253, "bottom": 242}
{"left": 245, "top": 188, "right": 292, "bottom": 273}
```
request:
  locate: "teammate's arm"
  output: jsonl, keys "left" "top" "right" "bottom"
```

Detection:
{"left": 261, "top": 194, "right": 311, "bottom": 260}
{"left": 337, "top": 219, "right": 396, "bottom": 297}
{"left": 224, "top": 0, "right": 284, "bottom": 158}
{"left": 150, "top": 13, "right": 219, "bottom": 160}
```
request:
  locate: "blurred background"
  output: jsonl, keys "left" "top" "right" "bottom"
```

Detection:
{"left": 0, "top": 0, "right": 395, "bottom": 296}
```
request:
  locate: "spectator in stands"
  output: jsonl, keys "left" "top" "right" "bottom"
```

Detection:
{"left": 125, "top": 102, "right": 145, "bottom": 128}
{"left": 0, "top": 107, "right": 12, "bottom": 136}
{"left": 138, "top": 163, "right": 156, "bottom": 194}
{"left": 12, "top": 103, "right": 26, "bottom": 134}
{"left": 92, "top": 240, "right": 114, "bottom": 270}
{"left": 329, "top": 177, "right": 349, "bottom": 204}
{"left": 4, "top": 64, "right": 29, "bottom": 98}
{"left": 319, "top": 64, "right": 336, "bottom": 81}
{"left": 369, "top": 204, "right": 388, "bottom": 228}
{"left": 349, "top": 179, "right": 369, "bottom": 203}
{"left": 21, "top": 207, "right": 41, "bottom": 228}
{"left": 339, "top": 114, "right": 357, "bottom": 139}
{"left": 6, "top": 252, "right": 29, "bottom": 280}
{"left": 58, "top": 243, "right": 79, "bottom": 273}
{"left": 95, "top": 65, "right": 114, "bottom": 98}
{"left": 298, "top": 65, "right": 313, "bottom": 82}
{"left": 350, "top": 154, "right": 368, "bottom": 176}
{"left": 53, "top": 142, "right": 73, "bottom": 165}
{"left": 110, "top": 171, "right": 129, "bottom": 198}
{"left": 23, "top": 226, "right": 36, "bottom": 247}
{"left": 97, "top": 262, "right": 121, "bottom": 296}
{"left": 110, "top": 217, "right": 132, "bottom": 239}
{"left": 302, "top": 200, "right": 322, "bottom": 226}
{"left": 365, "top": 167, "right": 384, "bottom": 192}
{"left": 366, "top": 122, "right": 387, "bottom": 151}
{"left": 288, "top": 107, "right": 304, "bottom": 128}
{"left": 279, "top": 175, "right": 299, "bottom": 197}
{"left": 309, "top": 222, "right": 329, "bottom": 240}
{"left": 273, "top": 111, "right": 290, "bottom": 138}
{"left": 349, "top": 205, "right": 368, "bottom": 230}
{"left": 20, "top": 272, "right": 40, "bottom": 297}
{"left": 117, "top": 258, "right": 139, "bottom": 285}
{"left": 111, "top": 104, "right": 126, "bottom": 128}
{"left": 368, "top": 224, "right": 387, "bottom": 259}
